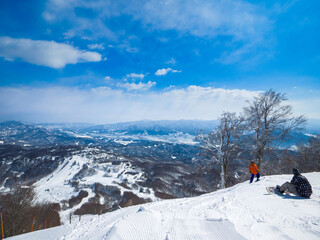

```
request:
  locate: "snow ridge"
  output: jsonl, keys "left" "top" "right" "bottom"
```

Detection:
{"left": 8, "top": 172, "right": 320, "bottom": 240}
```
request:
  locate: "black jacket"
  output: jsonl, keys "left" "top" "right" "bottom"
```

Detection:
{"left": 291, "top": 175, "right": 312, "bottom": 197}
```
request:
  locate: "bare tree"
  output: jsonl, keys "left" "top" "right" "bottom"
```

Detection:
{"left": 244, "top": 89, "right": 306, "bottom": 170}
{"left": 297, "top": 135, "right": 320, "bottom": 172}
{"left": 0, "top": 187, "right": 61, "bottom": 238}
{"left": 196, "top": 112, "right": 245, "bottom": 188}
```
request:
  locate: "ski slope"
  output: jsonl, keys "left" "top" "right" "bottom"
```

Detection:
{"left": 33, "top": 154, "right": 156, "bottom": 221}
{"left": 8, "top": 172, "right": 320, "bottom": 240}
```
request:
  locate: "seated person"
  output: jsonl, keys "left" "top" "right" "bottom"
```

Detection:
{"left": 276, "top": 168, "right": 312, "bottom": 198}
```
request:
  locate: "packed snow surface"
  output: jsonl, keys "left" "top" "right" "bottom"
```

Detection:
{"left": 8, "top": 172, "right": 320, "bottom": 240}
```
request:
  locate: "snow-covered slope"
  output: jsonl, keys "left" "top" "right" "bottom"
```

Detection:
{"left": 32, "top": 152, "right": 156, "bottom": 221}
{"left": 8, "top": 172, "right": 320, "bottom": 240}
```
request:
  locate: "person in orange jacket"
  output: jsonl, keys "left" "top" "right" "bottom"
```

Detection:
{"left": 249, "top": 160, "right": 260, "bottom": 183}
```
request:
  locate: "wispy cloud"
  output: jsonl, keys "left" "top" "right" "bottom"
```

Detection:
{"left": 0, "top": 36, "right": 102, "bottom": 68}
{"left": 215, "top": 42, "right": 274, "bottom": 66}
{"left": 126, "top": 73, "right": 145, "bottom": 79}
{"left": 43, "top": 0, "right": 271, "bottom": 64}
{"left": 288, "top": 98, "right": 320, "bottom": 119}
{"left": 0, "top": 86, "right": 262, "bottom": 123}
{"left": 3, "top": 85, "right": 318, "bottom": 124}
{"left": 118, "top": 41, "right": 140, "bottom": 53}
{"left": 165, "top": 58, "right": 177, "bottom": 65}
{"left": 43, "top": 0, "right": 117, "bottom": 41}
{"left": 44, "top": 0, "right": 269, "bottom": 40}
{"left": 88, "top": 43, "right": 105, "bottom": 50}
{"left": 155, "top": 68, "right": 181, "bottom": 76}
{"left": 131, "top": 0, "right": 269, "bottom": 41}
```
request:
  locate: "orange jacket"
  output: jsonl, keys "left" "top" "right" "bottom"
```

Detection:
{"left": 249, "top": 163, "right": 259, "bottom": 174}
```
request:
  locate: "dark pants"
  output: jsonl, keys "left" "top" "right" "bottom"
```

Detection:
{"left": 280, "top": 182, "right": 298, "bottom": 195}
{"left": 250, "top": 172, "right": 260, "bottom": 183}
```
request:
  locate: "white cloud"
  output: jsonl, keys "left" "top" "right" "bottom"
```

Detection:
{"left": 0, "top": 86, "right": 265, "bottom": 123}
{"left": 88, "top": 43, "right": 105, "bottom": 50}
{"left": 104, "top": 76, "right": 112, "bottom": 81}
{"left": 2, "top": 85, "right": 318, "bottom": 124}
{"left": 117, "top": 81, "right": 156, "bottom": 91}
{"left": 126, "top": 73, "right": 145, "bottom": 79}
{"left": 44, "top": 0, "right": 117, "bottom": 40}
{"left": 289, "top": 98, "right": 320, "bottom": 119}
{"left": 131, "top": 0, "right": 269, "bottom": 41}
{"left": 118, "top": 42, "right": 139, "bottom": 53}
{"left": 155, "top": 68, "right": 181, "bottom": 76}
{"left": 155, "top": 69, "right": 170, "bottom": 76}
{"left": 0, "top": 36, "right": 102, "bottom": 69}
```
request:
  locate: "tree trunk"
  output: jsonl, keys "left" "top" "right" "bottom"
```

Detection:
{"left": 220, "top": 163, "right": 225, "bottom": 189}
{"left": 256, "top": 148, "right": 263, "bottom": 171}
{"left": 224, "top": 163, "right": 228, "bottom": 188}
{"left": 257, "top": 155, "right": 262, "bottom": 172}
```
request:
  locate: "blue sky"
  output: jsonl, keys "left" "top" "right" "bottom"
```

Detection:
{"left": 0, "top": 0, "right": 319, "bottom": 123}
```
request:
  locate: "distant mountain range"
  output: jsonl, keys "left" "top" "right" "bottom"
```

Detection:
{"left": 0, "top": 119, "right": 319, "bottom": 147}
{"left": 305, "top": 119, "right": 320, "bottom": 133}
{"left": 37, "top": 118, "right": 320, "bottom": 135}
{"left": 0, "top": 121, "right": 97, "bottom": 146}
{"left": 0, "top": 121, "right": 220, "bottom": 220}
{"left": 0, "top": 120, "right": 319, "bottom": 222}
{"left": 39, "top": 119, "right": 220, "bottom": 135}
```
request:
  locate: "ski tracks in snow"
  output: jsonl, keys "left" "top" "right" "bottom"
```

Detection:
{"left": 9, "top": 173, "right": 320, "bottom": 240}
{"left": 104, "top": 207, "right": 165, "bottom": 240}
{"left": 60, "top": 196, "right": 246, "bottom": 240}
{"left": 103, "top": 197, "right": 245, "bottom": 240}
{"left": 222, "top": 176, "right": 320, "bottom": 240}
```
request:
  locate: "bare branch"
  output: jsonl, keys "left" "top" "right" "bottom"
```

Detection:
{"left": 195, "top": 112, "right": 245, "bottom": 188}
{"left": 244, "top": 89, "right": 307, "bottom": 170}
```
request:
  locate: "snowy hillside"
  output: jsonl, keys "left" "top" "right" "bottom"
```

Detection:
{"left": 7, "top": 172, "right": 320, "bottom": 240}
{"left": 33, "top": 152, "right": 156, "bottom": 221}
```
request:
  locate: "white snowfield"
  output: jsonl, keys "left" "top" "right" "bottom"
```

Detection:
{"left": 8, "top": 172, "right": 320, "bottom": 240}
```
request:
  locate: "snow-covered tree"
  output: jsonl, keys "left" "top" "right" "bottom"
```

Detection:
{"left": 196, "top": 112, "right": 245, "bottom": 188}
{"left": 244, "top": 89, "right": 306, "bottom": 170}
{"left": 297, "top": 135, "right": 320, "bottom": 172}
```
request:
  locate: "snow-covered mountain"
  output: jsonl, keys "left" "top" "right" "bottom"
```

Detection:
{"left": 0, "top": 121, "right": 97, "bottom": 146}
{"left": 65, "top": 120, "right": 219, "bottom": 135}
{"left": 2, "top": 120, "right": 319, "bottom": 147}
{"left": 7, "top": 172, "right": 320, "bottom": 240}
{"left": 0, "top": 144, "right": 223, "bottom": 220}
{"left": 39, "top": 120, "right": 219, "bottom": 145}
{"left": 0, "top": 120, "right": 213, "bottom": 146}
